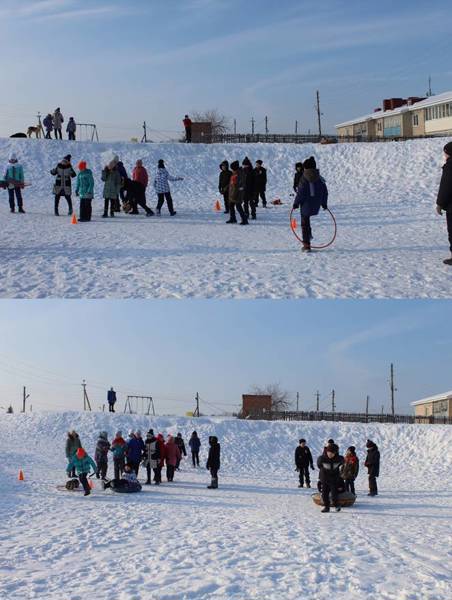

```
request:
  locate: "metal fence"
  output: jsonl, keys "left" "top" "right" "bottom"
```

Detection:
{"left": 239, "top": 410, "right": 452, "bottom": 425}
{"left": 206, "top": 132, "right": 449, "bottom": 145}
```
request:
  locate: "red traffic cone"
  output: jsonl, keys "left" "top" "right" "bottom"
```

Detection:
{"left": 18, "top": 469, "right": 24, "bottom": 481}
{"left": 215, "top": 200, "right": 221, "bottom": 212}
{"left": 291, "top": 218, "right": 297, "bottom": 230}
{"left": 71, "top": 212, "right": 78, "bottom": 225}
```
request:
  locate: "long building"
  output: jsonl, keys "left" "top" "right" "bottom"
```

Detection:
{"left": 336, "top": 91, "right": 452, "bottom": 139}
{"left": 411, "top": 391, "right": 452, "bottom": 418}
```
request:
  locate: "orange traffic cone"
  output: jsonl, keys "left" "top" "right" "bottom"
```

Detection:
{"left": 291, "top": 218, "right": 297, "bottom": 230}
{"left": 71, "top": 212, "right": 78, "bottom": 225}
{"left": 18, "top": 469, "right": 24, "bottom": 481}
{"left": 215, "top": 200, "right": 222, "bottom": 212}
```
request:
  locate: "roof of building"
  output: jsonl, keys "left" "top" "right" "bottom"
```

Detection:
{"left": 411, "top": 391, "right": 452, "bottom": 406}
{"left": 336, "top": 90, "right": 452, "bottom": 128}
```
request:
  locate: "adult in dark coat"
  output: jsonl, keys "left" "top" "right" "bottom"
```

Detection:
{"left": 122, "top": 178, "right": 154, "bottom": 216}
{"left": 107, "top": 387, "right": 117, "bottom": 412}
{"left": 143, "top": 430, "right": 160, "bottom": 485}
{"left": 239, "top": 157, "right": 256, "bottom": 219}
{"left": 293, "top": 162, "right": 328, "bottom": 252}
{"left": 43, "top": 114, "right": 53, "bottom": 139}
{"left": 294, "top": 438, "right": 314, "bottom": 488}
{"left": 94, "top": 432, "right": 110, "bottom": 479}
{"left": 206, "top": 436, "right": 220, "bottom": 489}
{"left": 127, "top": 432, "right": 144, "bottom": 476}
{"left": 183, "top": 115, "right": 192, "bottom": 143}
{"left": 227, "top": 161, "right": 248, "bottom": 225}
{"left": 174, "top": 433, "right": 187, "bottom": 469}
{"left": 189, "top": 431, "right": 201, "bottom": 466}
{"left": 253, "top": 160, "right": 267, "bottom": 207}
{"left": 219, "top": 161, "right": 232, "bottom": 213}
{"left": 317, "top": 443, "right": 344, "bottom": 512}
{"left": 365, "top": 440, "right": 380, "bottom": 496}
{"left": 293, "top": 162, "right": 304, "bottom": 192}
{"left": 51, "top": 154, "right": 76, "bottom": 216}
{"left": 116, "top": 161, "right": 128, "bottom": 204}
{"left": 436, "top": 141, "right": 452, "bottom": 265}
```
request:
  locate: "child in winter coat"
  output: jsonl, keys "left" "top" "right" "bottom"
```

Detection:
{"left": 51, "top": 154, "right": 76, "bottom": 216}
{"left": 239, "top": 157, "right": 256, "bottom": 219}
{"left": 219, "top": 160, "right": 232, "bottom": 213}
{"left": 294, "top": 438, "right": 314, "bottom": 488}
{"left": 226, "top": 161, "right": 248, "bottom": 225}
{"left": 43, "top": 113, "right": 53, "bottom": 139}
{"left": 111, "top": 431, "right": 127, "bottom": 480}
{"left": 75, "top": 161, "right": 95, "bottom": 222}
{"left": 165, "top": 435, "right": 181, "bottom": 482}
{"left": 65, "top": 430, "right": 82, "bottom": 477}
{"left": 153, "top": 159, "right": 183, "bottom": 216}
{"left": 365, "top": 440, "right": 380, "bottom": 496}
{"left": 174, "top": 433, "right": 187, "bottom": 470}
{"left": 66, "top": 117, "right": 76, "bottom": 141}
{"left": 293, "top": 162, "right": 304, "bottom": 192}
{"left": 206, "top": 436, "right": 220, "bottom": 489}
{"left": 341, "top": 446, "right": 359, "bottom": 495}
{"left": 253, "top": 160, "right": 267, "bottom": 208}
{"left": 101, "top": 156, "right": 122, "bottom": 218}
{"left": 66, "top": 447, "right": 97, "bottom": 496}
{"left": 293, "top": 156, "right": 328, "bottom": 252}
{"left": 4, "top": 153, "right": 25, "bottom": 213}
{"left": 142, "top": 430, "right": 160, "bottom": 485}
{"left": 132, "top": 159, "right": 149, "bottom": 189}
{"left": 317, "top": 443, "right": 344, "bottom": 512}
{"left": 94, "top": 431, "right": 110, "bottom": 479}
{"left": 127, "top": 430, "right": 143, "bottom": 476}
{"left": 189, "top": 431, "right": 201, "bottom": 466}
{"left": 155, "top": 433, "right": 166, "bottom": 484}
{"left": 103, "top": 464, "right": 142, "bottom": 492}
{"left": 53, "top": 108, "right": 64, "bottom": 140}
{"left": 436, "top": 141, "right": 452, "bottom": 265}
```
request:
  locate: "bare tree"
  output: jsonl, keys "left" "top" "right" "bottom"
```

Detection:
{"left": 250, "top": 383, "right": 290, "bottom": 412}
{"left": 190, "top": 109, "right": 230, "bottom": 135}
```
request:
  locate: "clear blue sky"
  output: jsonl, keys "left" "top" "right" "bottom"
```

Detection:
{"left": 0, "top": 0, "right": 451, "bottom": 140}
{"left": 0, "top": 300, "right": 450, "bottom": 415}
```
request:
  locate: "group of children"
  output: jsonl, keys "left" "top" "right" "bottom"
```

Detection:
{"left": 65, "top": 429, "right": 219, "bottom": 496}
{"left": 295, "top": 438, "right": 380, "bottom": 512}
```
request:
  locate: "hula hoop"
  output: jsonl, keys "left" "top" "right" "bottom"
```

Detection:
{"left": 289, "top": 207, "right": 337, "bottom": 250}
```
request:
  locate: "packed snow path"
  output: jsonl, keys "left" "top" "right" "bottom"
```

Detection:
{"left": 1, "top": 413, "right": 451, "bottom": 599}
{"left": 0, "top": 138, "right": 451, "bottom": 298}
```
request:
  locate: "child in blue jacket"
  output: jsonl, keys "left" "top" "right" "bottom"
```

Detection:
{"left": 293, "top": 156, "right": 328, "bottom": 252}
{"left": 66, "top": 447, "right": 97, "bottom": 496}
{"left": 4, "top": 153, "right": 25, "bottom": 213}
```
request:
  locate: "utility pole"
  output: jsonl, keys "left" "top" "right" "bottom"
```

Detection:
{"left": 265, "top": 116, "right": 269, "bottom": 134}
{"left": 22, "top": 386, "right": 30, "bottom": 413}
{"left": 295, "top": 120, "right": 298, "bottom": 135}
{"left": 390, "top": 363, "right": 396, "bottom": 418}
{"left": 331, "top": 389, "right": 336, "bottom": 413}
{"left": 366, "top": 395, "right": 370, "bottom": 421}
{"left": 251, "top": 117, "right": 255, "bottom": 135}
{"left": 296, "top": 392, "right": 299, "bottom": 412}
{"left": 316, "top": 90, "right": 322, "bottom": 139}
{"left": 427, "top": 75, "right": 433, "bottom": 97}
{"left": 82, "top": 380, "right": 92, "bottom": 411}
{"left": 193, "top": 392, "right": 200, "bottom": 417}
{"left": 316, "top": 391, "right": 320, "bottom": 412}
{"left": 233, "top": 119, "right": 237, "bottom": 134}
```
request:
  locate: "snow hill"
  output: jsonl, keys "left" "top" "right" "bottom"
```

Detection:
{"left": 1, "top": 412, "right": 451, "bottom": 599}
{"left": 0, "top": 137, "right": 451, "bottom": 299}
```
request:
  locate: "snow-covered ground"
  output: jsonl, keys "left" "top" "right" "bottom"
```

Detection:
{"left": 0, "top": 137, "right": 451, "bottom": 298}
{"left": 1, "top": 411, "right": 451, "bottom": 599}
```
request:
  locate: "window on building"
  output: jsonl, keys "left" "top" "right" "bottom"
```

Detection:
{"left": 377, "top": 121, "right": 382, "bottom": 132}
{"left": 413, "top": 114, "right": 419, "bottom": 127}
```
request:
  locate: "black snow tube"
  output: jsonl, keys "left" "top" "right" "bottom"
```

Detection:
{"left": 110, "top": 480, "right": 142, "bottom": 493}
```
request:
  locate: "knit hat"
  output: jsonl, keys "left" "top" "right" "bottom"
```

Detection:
{"left": 366, "top": 440, "right": 375, "bottom": 448}
{"left": 444, "top": 142, "right": 452, "bottom": 157}
{"left": 220, "top": 160, "right": 229, "bottom": 169}
{"left": 303, "top": 156, "right": 317, "bottom": 170}
{"left": 256, "top": 159, "right": 263, "bottom": 165}
{"left": 299, "top": 438, "right": 306, "bottom": 444}
{"left": 347, "top": 446, "right": 356, "bottom": 453}
{"left": 295, "top": 162, "right": 303, "bottom": 169}
{"left": 326, "top": 443, "right": 338, "bottom": 454}
{"left": 99, "top": 431, "right": 108, "bottom": 439}
{"left": 78, "top": 161, "right": 87, "bottom": 171}
{"left": 115, "top": 430, "right": 122, "bottom": 437}
{"left": 327, "top": 438, "right": 334, "bottom": 445}
{"left": 158, "top": 159, "right": 165, "bottom": 168}
{"left": 148, "top": 429, "right": 154, "bottom": 435}
{"left": 8, "top": 153, "right": 17, "bottom": 162}
{"left": 76, "top": 448, "right": 86, "bottom": 459}
{"left": 242, "top": 157, "right": 252, "bottom": 167}
{"left": 230, "top": 160, "right": 240, "bottom": 171}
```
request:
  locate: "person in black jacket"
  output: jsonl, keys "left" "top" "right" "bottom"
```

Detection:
{"left": 294, "top": 438, "right": 314, "bottom": 488}
{"left": 239, "top": 157, "right": 256, "bottom": 219}
{"left": 174, "top": 433, "right": 187, "bottom": 470}
{"left": 122, "top": 178, "right": 154, "bottom": 216}
{"left": 253, "top": 160, "right": 267, "bottom": 207}
{"left": 365, "top": 439, "right": 380, "bottom": 496}
{"left": 218, "top": 161, "right": 231, "bottom": 214}
{"left": 293, "top": 162, "right": 304, "bottom": 192}
{"left": 206, "top": 435, "right": 220, "bottom": 489}
{"left": 436, "top": 141, "right": 452, "bottom": 265}
{"left": 317, "top": 443, "right": 344, "bottom": 512}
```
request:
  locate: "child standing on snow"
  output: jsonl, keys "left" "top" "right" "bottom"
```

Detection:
{"left": 75, "top": 161, "right": 95, "bottom": 222}
{"left": 341, "top": 446, "right": 359, "bottom": 495}
{"left": 101, "top": 155, "right": 122, "bottom": 218}
{"left": 164, "top": 435, "right": 181, "bottom": 482}
{"left": 436, "top": 141, "right": 452, "bottom": 266}
{"left": 4, "top": 153, "right": 25, "bottom": 213}
{"left": 292, "top": 156, "right": 328, "bottom": 252}
{"left": 206, "top": 436, "right": 221, "bottom": 489}
{"left": 189, "top": 431, "right": 201, "bottom": 466}
{"left": 94, "top": 431, "right": 110, "bottom": 479}
{"left": 294, "top": 438, "right": 315, "bottom": 488}
{"left": 365, "top": 440, "right": 380, "bottom": 496}
{"left": 65, "top": 430, "right": 82, "bottom": 477}
{"left": 218, "top": 160, "right": 232, "bottom": 214}
{"left": 153, "top": 159, "right": 183, "bottom": 216}
{"left": 317, "top": 443, "right": 344, "bottom": 512}
{"left": 226, "top": 161, "right": 248, "bottom": 225}
{"left": 66, "top": 447, "right": 97, "bottom": 496}
{"left": 111, "top": 430, "right": 127, "bottom": 480}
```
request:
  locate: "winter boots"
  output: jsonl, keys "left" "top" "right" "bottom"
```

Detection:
{"left": 207, "top": 477, "right": 218, "bottom": 489}
{"left": 443, "top": 255, "right": 452, "bottom": 266}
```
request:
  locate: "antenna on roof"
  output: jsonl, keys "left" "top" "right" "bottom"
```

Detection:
{"left": 426, "top": 75, "right": 433, "bottom": 97}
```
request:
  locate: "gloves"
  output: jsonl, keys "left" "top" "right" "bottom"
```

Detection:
{"left": 436, "top": 205, "right": 443, "bottom": 216}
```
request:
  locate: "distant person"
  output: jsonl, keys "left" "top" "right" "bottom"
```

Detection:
{"left": 189, "top": 431, "right": 201, "bottom": 467}
{"left": 293, "top": 162, "right": 304, "bottom": 192}
{"left": 43, "top": 113, "right": 53, "bottom": 139}
{"left": 174, "top": 433, "right": 187, "bottom": 470}
{"left": 66, "top": 447, "right": 97, "bottom": 496}
{"left": 101, "top": 155, "right": 122, "bottom": 218}
{"left": 53, "top": 107, "right": 64, "bottom": 140}
{"left": 294, "top": 438, "right": 314, "bottom": 488}
{"left": 66, "top": 117, "right": 76, "bottom": 141}
{"left": 132, "top": 159, "right": 149, "bottom": 189}
{"left": 218, "top": 160, "right": 231, "bottom": 214}
{"left": 436, "top": 141, "right": 452, "bottom": 266}
{"left": 317, "top": 442, "right": 344, "bottom": 512}
{"left": 94, "top": 431, "right": 110, "bottom": 479}
{"left": 239, "top": 157, "right": 256, "bottom": 220}
{"left": 226, "top": 160, "right": 248, "bottom": 225}
{"left": 127, "top": 430, "right": 143, "bottom": 476}
{"left": 292, "top": 156, "right": 328, "bottom": 252}
{"left": 107, "top": 387, "right": 117, "bottom": 412}
{"left": 153, "top": 159, "right": 183, "bottom": 216}
{"left": 365, "top": 439, "right": 380, "bottom": 496}
{"left": 4, "top": 153, "right": 26, "bottom": 213}
{"left": 253, "top": 160, "right": 267, "bottom": 208}
{"left": 65, "top": 430, "right": 82, "bottom": 477}
{"left": 165, "top": 435, "right": 181, "bottom": 482}
{"left": 51, "top": 154, "right": 76, "bottom": 216}
{"left": 155, "top": 433, "right": 166, "bottom": 484}
{"left": 206, "top": 435, "right": 220, "bottom": 489}
{"left": 103, "top": 464, "right": 142, "bottom": 492}
{"left": 111, "top": 430, "right": 127, "bottom": 479}
{"left": 75, "top": 161, "right": 94, "bottom": 222}
{"left": 183, "top": 114, "right": 192, "bottom": 143}
{"left": 143, "top": 429, "right": 160, "bottom": 485}
{"left": 341, "top": 446, "right": 359, "bottom": 495}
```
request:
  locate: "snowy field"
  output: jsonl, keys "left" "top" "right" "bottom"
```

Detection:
{"left": 1, "top": 412, "right": 451, "bottom": 600}
{"left": 0, "top": 137, "right": 451, "bottom": 299}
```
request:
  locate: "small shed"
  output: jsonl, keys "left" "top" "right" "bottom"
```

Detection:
{"left": 241, "top": 394, "right": 272, "bottom": 419}
{"left": 191, "top": 122, "right": 212, "bottom": 143}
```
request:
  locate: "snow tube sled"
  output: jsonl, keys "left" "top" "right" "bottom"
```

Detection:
{"left": 105, "top": 479, "right": 142, "bottom": 493}
{"left": 312, "top": 491, "right": 356, "bottom": 507}
{"left": 65, "top": 478, "right": 80, "bottom": 490}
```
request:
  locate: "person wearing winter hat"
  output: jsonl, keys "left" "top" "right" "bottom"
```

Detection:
{"left": 111, "top": 431, "right": 127, "bottom": 480}
{"left": 43, "top": 113, "right": 53, "bottom": 139}
{"left": 53, "top": 107, "right": 64, "bottom": 140}
{"left": 316, "top": 443, "right": 344, "bottom": 512}
{"left": 66, "top": 447, "right": 97, "bottom": 495}
{"left": 107, "top": 387, "right": 117, "bottom": 412}
{"left": 293, "top": 157, "right": 328, "bottom": 252}
{"left": 75, "top": 160, "right": 95, "bottom": 222}
{"left": 219, "top": 160, "right": 232, "bottom": 213}
{"left": 293, "top": 162, "right": 304, "bottom": 192}
{"left": 51, "top": 154, "right": 76, "bottom": 216}
{"left": 364, "top": 440, "right": 380, "bottom": 496}
{"left": 154, "top": 433, "right": 166, "bottom": 484}
{"left": 122, "top": 177, "right": 155, "bottom": 216}
{"left": 294, "top": 438, "right": 314, "bottom": 488}
{"left": 66, "top": 117, "right": 76, "bottom": 141}
{"left": 226, "top": 160, "right": 248, "bottom": 225}
{"left": 183, "top": 114, "right": 192, "bottom": 143}
{"left": 65, "top": 430, "right": 82, "bottom": 477}
{"left": 94, "top": 431, "right": 111, "bottom": 479}
{"left": 436, "top": 141, "right": 452, "bottom": 265}
{"left": 174, "top": 432, "right": 187, "bottom": 470}
{"left": 340, "top": 446, "right": 359, "bottom": 495}
{"left": 4, "top": 153, "right": 26, "bottom": 213}
{"left": 239, "top": 157, "right": 256, "bottom": 219}
{"left": 142, "top": 430, "right": 160, "bottom": 485}
{"left": 253, "top": 160, "right": 267, "bottom": 208}
{"left": 189, "top": 431, "right": 201, "bottom": 466}
{"left": 101, "top": 156, "right": 122, "bottom": 218}
{"left": 206, "top": 435, "right": 221, "bottom": 489}
{"left": 164, "top": 435, "right": 181, "bottom": 482}
{"left": 127, "top": 430, "right": 144, "bottom": 476}
{"left": 153, "top": 159, "right": 183, "bottom": 216}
